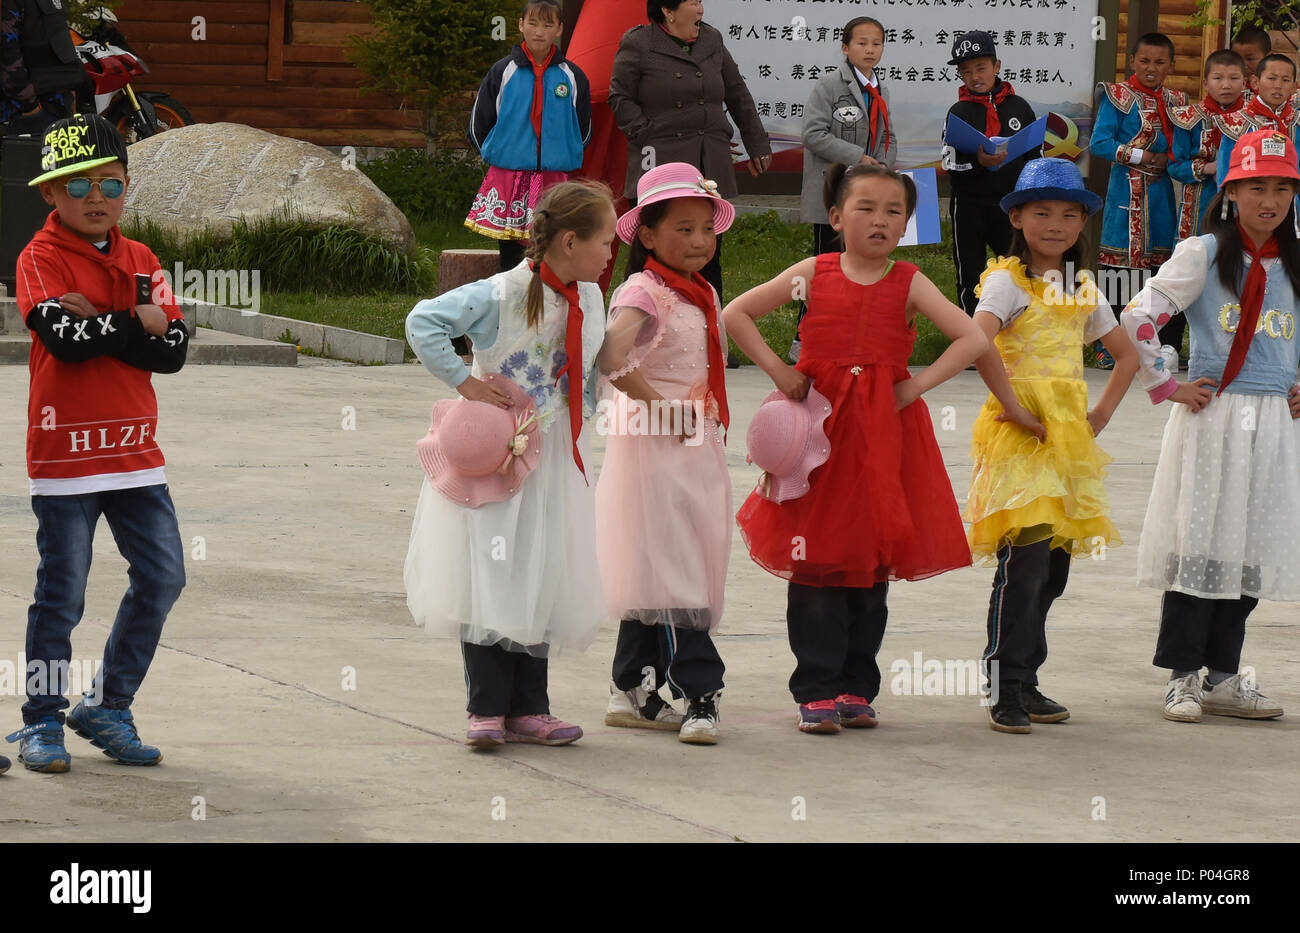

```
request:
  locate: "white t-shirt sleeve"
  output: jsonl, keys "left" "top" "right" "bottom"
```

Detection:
{"left": 972, "top": 269, "right": 1030, "bottom": 327}
{"left": 1146, "top": 236, "right": 1208, "bottom": 310}
{"left": 1082, "top": 293, "right": 1118, "bottom": 343}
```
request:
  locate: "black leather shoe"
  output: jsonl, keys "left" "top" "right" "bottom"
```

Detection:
{"left": 1021, "top": 684, "right": 1070, "bottom": 723}
{"left": 726, "top": 351, "right": 740, "bottom": 369}
{"left": 987, "top": 681, "right": 1031, "bottom": 733}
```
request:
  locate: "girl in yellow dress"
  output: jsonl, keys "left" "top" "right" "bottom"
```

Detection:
{"left": 965, "top": 159, "right": 1139, "bottom": 734}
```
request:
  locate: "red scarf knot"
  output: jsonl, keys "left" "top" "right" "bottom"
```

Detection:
{"left": 1125, "top": 75, "right": 1174, "bottom": 153}
{"left": 958, "top": 78, "right": 1015, "bottom": 138}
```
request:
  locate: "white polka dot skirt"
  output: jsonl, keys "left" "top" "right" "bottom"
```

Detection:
{"left": 1137, "top": 392, "right": 1300, "bottom": 601}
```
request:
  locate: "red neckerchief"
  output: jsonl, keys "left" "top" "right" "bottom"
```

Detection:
{"left": 1200, "top": 95, "right": 1243, "bottom": 151}
{"left": 644, "top": 255, "right": 730, "bottom": 435}
{"left": 1219, "top": 224, "right": 1280, "bottom": 395}
{"left": 1246, "top": 93, "right": 1295, "bottom": 129}
{"left": 1126, "top": 75, "right": 1174, "bottom": 151}
{"left": 861, "top": 75, "right": 891, "bottom": 155}
{"left": 536, "top": 260, "right": 587, "bottom": 478}
{"left": 521, "top": 42, "right": 557, "bottom": 143}
{"left": 958, "top": 79, "right": 1014, "bottom": 137}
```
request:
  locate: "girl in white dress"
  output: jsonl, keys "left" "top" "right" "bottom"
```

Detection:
{"left": 405, "top": 180, "right": 616, "bottom": 747}
{"left": 1122, "top": 129, "right": 1300, "bottom": 724}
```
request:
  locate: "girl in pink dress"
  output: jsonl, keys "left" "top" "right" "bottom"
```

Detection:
{"left": 595, "top": 163, "right": 734, "bottom": 746}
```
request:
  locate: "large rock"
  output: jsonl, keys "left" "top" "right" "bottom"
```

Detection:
{"left": 122, "top": 123, "right": 413, "bottom": 249}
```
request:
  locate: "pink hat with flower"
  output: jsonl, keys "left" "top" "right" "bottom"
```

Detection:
{"left": 745, "top": 386, "right": 833, "bottom": 502}
{"left": 417, "top": 373, "right": 542, "bottom": 508}
{"left": 617, "top": 162, "right": 736, "bottom": 244}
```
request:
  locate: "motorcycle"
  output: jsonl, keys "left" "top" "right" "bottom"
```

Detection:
{"left": 72, "top": 11, "right": 193, "bottom": 143}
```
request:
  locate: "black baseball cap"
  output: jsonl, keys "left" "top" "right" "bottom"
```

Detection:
{"left": 948, "top": 31, "right": 998, "bottom": 66}
{"left": 30, "top": 113, "right": 129, "bottom": 187}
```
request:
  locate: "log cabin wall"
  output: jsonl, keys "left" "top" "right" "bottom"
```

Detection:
{"left": 1115, "top": 0, "right": 1230, "bottom": 96}
{"left": 117, "top": 0, "right": 425, "bottom": 147}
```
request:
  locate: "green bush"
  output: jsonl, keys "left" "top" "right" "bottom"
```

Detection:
{"left": 361, "top": 148, "right": 485, "bottom": 224}
{"left": 123, "top": 215, "right": 436, "bottom": 296}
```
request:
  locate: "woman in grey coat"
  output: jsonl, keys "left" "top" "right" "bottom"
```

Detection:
{"left": 609, "top": 0, "right": 771, "bottom": 343}
{"left": 800, "top": 16, "right": 897, "bottom": 255}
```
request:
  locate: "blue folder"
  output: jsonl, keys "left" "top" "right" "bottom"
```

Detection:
{"left": 945, "top": 113, "right": 1047, "bottom": 164}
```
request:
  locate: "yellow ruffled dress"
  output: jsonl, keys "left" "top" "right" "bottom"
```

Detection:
{"left": 964, "top": 257, "right": 1121, "bottom": 562}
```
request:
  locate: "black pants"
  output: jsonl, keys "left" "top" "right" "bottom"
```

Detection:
{"left": 983, "top": 540, "right": 1071, "bottom": 685}
{"left": 1152, "top": 591, "right": 1256, "bottom": 673}
{"left": 951, "top": 194, "right": 1014, "bottom": 315}
{"left": 611, "top": 617, "right": 724, "bottom": 700}
{"left": 461, "top": 642, "right": 549, "bottom": 717}
{"left": 786, "top": 582, "right": 888, "bottom": 704}
{"left": 498, "top": 238, "right": 526, "bottom": 273}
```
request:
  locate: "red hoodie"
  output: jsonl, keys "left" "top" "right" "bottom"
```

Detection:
{"left": 17, "top": 212, "right": 189, "bottom": 493}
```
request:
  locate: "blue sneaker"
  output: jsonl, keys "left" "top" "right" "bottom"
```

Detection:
{"left": 1093, "top": 342, "right": 1115, "bottom": 370}
{"left": 66, "top": 701, "right": 162, "bottom": 766}
{"left": 5, "top": 718, "right": 72, "bottom": 773}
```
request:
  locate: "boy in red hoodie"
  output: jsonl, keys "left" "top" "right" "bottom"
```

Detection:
{"left": 5, "top": 114, "right": 189, "bottom": 773}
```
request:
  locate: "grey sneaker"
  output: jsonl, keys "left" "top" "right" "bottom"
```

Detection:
{"left": 605, "top": 683, "right": 684, "bottom": 731}
{"left": 1163, "top": 673, "right": 1203, "bottom": 723}
{"left": 1202, "top": 674, "right": 1283, "bottom": 720}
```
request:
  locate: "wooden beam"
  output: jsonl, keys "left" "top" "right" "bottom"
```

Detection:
{"left": 1203, "top": 0, "right": 1228, "bottom": 59}
{"left": 268, "top": 0, "right": 285, "bottom": 82}
{"left": 1126, "top": 0, "right": 1160, "bottom": 55}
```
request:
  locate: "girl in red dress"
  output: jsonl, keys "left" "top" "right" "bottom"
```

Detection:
{"left": 723, "top": 163, "right": 988, "bottom": 734}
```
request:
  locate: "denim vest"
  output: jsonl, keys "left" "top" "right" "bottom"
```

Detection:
{"left": 1183, "top": 235, "right": 1300, "bottom": 397}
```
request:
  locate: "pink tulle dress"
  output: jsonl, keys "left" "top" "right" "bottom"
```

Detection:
{"left": 593, "top": 270, "right": 731, "bottom": 632}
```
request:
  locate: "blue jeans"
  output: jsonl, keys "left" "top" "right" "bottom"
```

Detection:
{"left": 25, "top": 484, "right": 186, "bottom": 724}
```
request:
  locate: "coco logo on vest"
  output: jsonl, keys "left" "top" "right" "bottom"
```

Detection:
{"left": 1218, "top": 303, "right": 1297, "bottom": 340}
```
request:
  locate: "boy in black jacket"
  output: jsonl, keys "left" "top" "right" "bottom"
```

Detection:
{"left": 940, "top": 31, "right": 1041, "bottom": 315}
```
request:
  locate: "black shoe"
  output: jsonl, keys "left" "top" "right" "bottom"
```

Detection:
{"left": 987, "top": 681, "right": 1031, "bottom": 734}
{"left": 1021, "top": 684, "right": 1070, "bottom": 723}
{"left": 0, "top": 754, "right": 9, "bottom": 775}
{"left": 726, "top": 351, "right": 740, "bottom": 369}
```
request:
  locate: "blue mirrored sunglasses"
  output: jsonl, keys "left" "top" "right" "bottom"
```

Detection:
{"left": 64, "top": 177, "right": 125, "bottom": 199}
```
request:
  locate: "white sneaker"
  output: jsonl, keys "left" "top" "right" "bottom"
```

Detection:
{"left": 1201, "top": 674, "right": 1284, "bottom": 720}
{"left": 678, "top": 692, "right": 720, "bottom": 745}
{"left": 604, "top": 683, "right": 684, "bottom": 731}
{"left": 1163, "top": 673, "right": 1203, "bottom": 722}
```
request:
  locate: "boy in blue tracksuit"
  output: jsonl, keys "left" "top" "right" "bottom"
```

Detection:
{"left": 465, "top": 0, "right": 592, "bottom": 271}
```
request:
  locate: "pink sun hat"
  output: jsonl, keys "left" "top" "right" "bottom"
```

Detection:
{"left": 617, "top": 161, "right": 737, "bottom": 244}
{"left": 417, "top": 373, "right": 542, "bottom": 508}
{"left": 745, "top": 385, "right": 833, "bottom": 502}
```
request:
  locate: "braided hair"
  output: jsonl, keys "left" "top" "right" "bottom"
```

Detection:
{"left": 524, "top": 179, "right": 615, "bottom": 330}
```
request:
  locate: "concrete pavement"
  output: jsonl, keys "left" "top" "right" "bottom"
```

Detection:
{"left": 0, "top": 360, "right": 1295, "bottom": 842}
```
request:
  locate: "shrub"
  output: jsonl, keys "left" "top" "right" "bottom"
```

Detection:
{"left": 360, "top": 147, "right": 485, "bottom": 224}
{"left": 122, "top": 214, "right": 436, "bottom": 295}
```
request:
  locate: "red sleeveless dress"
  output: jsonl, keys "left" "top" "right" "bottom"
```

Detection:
{"left": 736, "top": 254, "right": 971, "bottom": 587}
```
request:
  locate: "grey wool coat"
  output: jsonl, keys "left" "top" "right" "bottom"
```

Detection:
{"left": 800, "top": 62, "right": 897, "bottom": 224}
{"left": 609, "top": 22, "right": 771, "bottom": 200}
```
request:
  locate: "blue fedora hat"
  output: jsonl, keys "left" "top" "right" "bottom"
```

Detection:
{"left": 999, "top": 157, "right": 1103, "bottom": 215}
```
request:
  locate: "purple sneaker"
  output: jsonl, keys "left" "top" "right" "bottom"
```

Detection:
{"left": 466, "top": 714, "right": 506, "bottom": 748}
{"left": 835, "top": 694, "right": 878, "bottom": 728}
{"left": 797, "top": 699, "right": 841, "bottom": 734}
{"left": 504, "top": 714, "right": 582, "bottom": 746}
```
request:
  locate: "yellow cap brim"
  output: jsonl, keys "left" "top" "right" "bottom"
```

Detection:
{"left": 28, "top": 155, "right": 122, "bottom": 187}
